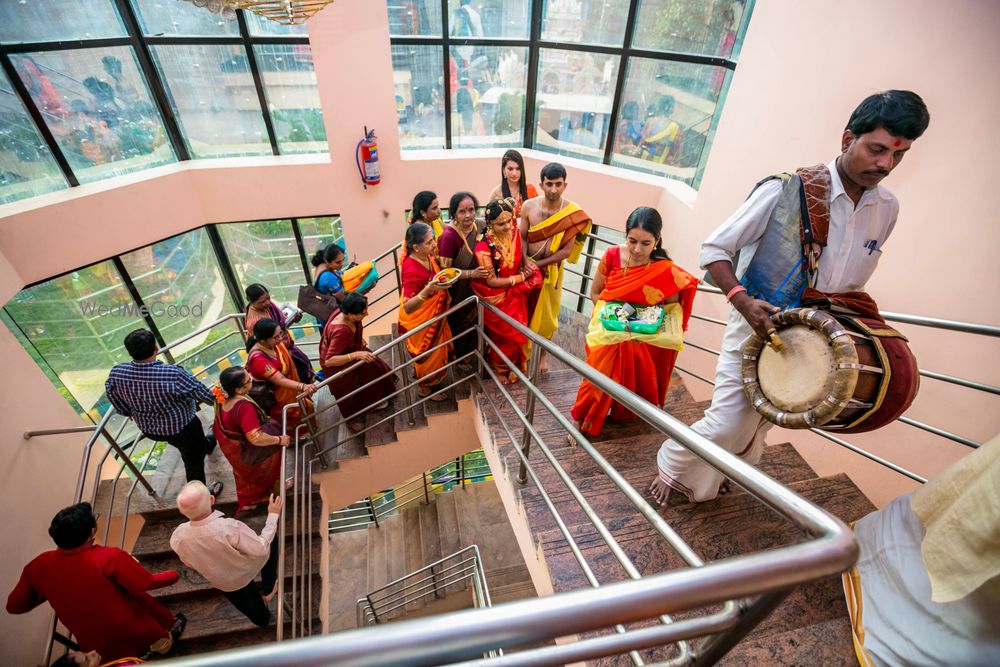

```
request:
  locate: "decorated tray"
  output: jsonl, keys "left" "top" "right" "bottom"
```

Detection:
{"left": 433, "top": 267, "right": 462, "bottom": 287}
{"left": 599, "top": 301, "right": 664, "bottom": 334}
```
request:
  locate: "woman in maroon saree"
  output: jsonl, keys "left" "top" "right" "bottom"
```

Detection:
{"left": 212, "top": 366, "right": 291, "bottom": 513}
{"left": 320, "top": 293, "right": 397, "bottom": 431}
{"left": 472, "top": 198, "right": 541, "bottom": 383}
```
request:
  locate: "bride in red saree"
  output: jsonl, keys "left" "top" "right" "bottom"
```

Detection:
{"left": 571, "top": 207, "right": 697, "bottom": 437}
{"left": 472, "top": 198, "right": 541, "bottom": 383}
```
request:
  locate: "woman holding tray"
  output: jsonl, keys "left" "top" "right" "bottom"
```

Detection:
{"left": 570, "top": 207, "right": 698, "bottom": 438}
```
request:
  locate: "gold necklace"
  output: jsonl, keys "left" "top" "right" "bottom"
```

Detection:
{"left": 489, "top": 231, "right": 516, "bottom": 269}
{"left": 622, "top": 246, "right": 650, "bottom": 276}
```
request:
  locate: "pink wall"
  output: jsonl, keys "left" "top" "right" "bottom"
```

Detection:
{"left": 656, "top": 0, "right": 1000, "bottom": 505}
{"left": 0, "top": 0, "right": 998, "bottom": 660}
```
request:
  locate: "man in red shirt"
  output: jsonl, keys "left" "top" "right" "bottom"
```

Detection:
{"left": 6, "top": 502, "right": 185, "bottom": 661}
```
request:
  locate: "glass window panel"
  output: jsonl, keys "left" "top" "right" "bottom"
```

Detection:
{"left": 450, "top": 45, "right": 527, "bottom": 148}
{"left": 218, "top": 219, "right": 306, "bottom": 307}
{"left": 298, "top": 216, "right": 345, "bottom": 260}
{"left": 609, "top": 57, "right": 727, "bottom": 186}
{"left": 540, "top": 0, "right": 628, "bottom": 47}
{"left": 244, "top": 11, "right": 309, "bottom": 36}
{"left": 532, "top": 48, "right": 619, "bottom": 163}
{"left": 11, "top": 49, "right": 176, "bottom": 184}
{"left": 253, "top": 44, "right": 327, "bottom": 154}
{"left": 118, "top": 229, "right": 240, "bottom": 382}
{"left": 386, "top": 0, "right": 442, "bottom": 37}
{"left": 3, "top": 261, "right": 146, "bottom": 415}
{"left": 130, "top": 0, "right": 239, "bottom": 36}
{"left": 632, "top": 0, "right": 749, "bottom": 59}
{"left": 447, "top": 0, "right": 529, "bottom": 40}
{"left": 151, "top": 44, "right": 271, "bottom": 158}
{"left": 392, "top": 45, "right": 445, "bottom": 150}
{"left": 0, "top": 0, "right": 125, "bottom": 44}
{"left": 0, "top": 68, "right": 68, "bottom": 204}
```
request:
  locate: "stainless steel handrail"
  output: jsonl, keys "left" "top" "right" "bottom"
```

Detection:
{"left": 23, "top": 426, "right": 97, "bottom": 439}
{"left": 357, "top": 546, "right": 490, "bottom": 625}
{"left": 695, "top": 283, "right": 1000, "bottom": 337}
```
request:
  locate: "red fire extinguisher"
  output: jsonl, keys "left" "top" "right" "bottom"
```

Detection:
{"left": 356, "top": 127, "right": 380, "bottom": 189}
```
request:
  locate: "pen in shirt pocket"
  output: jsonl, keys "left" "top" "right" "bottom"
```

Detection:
{"left": 863, "top": 239, "right": 879, "bottom": 255}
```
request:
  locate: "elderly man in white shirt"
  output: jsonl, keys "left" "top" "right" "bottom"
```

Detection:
{"left": 169, "top": 481, "right": 282, "bottom": 627}
{"left": 650, "top": 90, "right": 930, "bottom": 504}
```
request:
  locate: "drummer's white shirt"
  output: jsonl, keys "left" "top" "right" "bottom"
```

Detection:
{"left": 699, "top": 158, "right": 899, "bottom": 295}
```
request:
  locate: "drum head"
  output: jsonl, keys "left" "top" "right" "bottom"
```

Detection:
{"left": 758, "top": 324, "right": 834, "bottom": 412}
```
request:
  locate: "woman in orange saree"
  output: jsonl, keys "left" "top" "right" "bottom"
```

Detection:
{"left": 397, "top": 222, "right": 452, "bottom": 401}
{"left": 246, "top": 318, "right": 318, "bottom": 433}
{"left": 571, "top": 207, "right": 697, "bottom": 437}
{"left": 472, "top": 198, "right": 541, "bottom": 383}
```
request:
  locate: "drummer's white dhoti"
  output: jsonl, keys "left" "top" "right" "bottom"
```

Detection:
{"left": 655, "top": 312, "right": 773, "bottom": 501}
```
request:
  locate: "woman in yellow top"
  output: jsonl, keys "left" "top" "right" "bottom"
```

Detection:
{"left": 408, "top": 190, "right": 445, "bottom": 240}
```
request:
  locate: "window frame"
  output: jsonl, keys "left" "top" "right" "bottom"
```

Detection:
{"left": 391, "top": 0, "right": 754, "bottom": 188}
{"left": 0, "top": 0, "right": 314, "bottom": 190}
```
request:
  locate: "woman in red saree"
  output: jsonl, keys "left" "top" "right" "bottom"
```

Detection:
{"left": 571, "top": 207, "right": 697, "bottom": 437}
{"left": 320, "top": 293, "right": 397, "bottom": 431}
{"left": 397, "top": 222, "right": 452, "bottom": 401}
{"left": 212, "top": 366, "right": 291, "bottom": 512}
{"left": 472, "top": 198, "right": 541, "bottom": 383}
{"left": 244, "top": 283, "right": 314, "bottom": 383}
{"left": 246, "top": 318, "right": 318, "bottom": 433}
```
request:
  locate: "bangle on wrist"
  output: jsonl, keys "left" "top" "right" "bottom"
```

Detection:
{"left": 726, "top": 285, "right": 748, "bottom": 303}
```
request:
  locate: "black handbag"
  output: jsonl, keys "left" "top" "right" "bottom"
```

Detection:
{"left": 247, "top": 380, "right": 277, "bottom": 415}
{"left": 297, "top": 271, "right": 339, "bottom": 321}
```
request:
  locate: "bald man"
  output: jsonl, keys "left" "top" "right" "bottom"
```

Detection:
{"left": 169, "top": 482, "right": 282, "bottom": 627}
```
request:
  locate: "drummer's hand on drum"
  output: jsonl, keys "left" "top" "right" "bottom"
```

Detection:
{"left": 731, "top": 292, "right": 780, "bottom": 339}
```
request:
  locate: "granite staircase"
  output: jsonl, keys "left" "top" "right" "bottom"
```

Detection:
{"left": 312, "top": 332, "right": 469, "bottom": 467}
{"left": 477, "top": 368, "right": 875, "bottom": 666}
{"left": 328, "top": 471, "right": 536, "bottom": 631}
{"left": 95, "top": 429, "right": 324, "bottom": 657}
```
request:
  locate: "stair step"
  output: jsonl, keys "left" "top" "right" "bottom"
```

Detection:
{"left": 132, "top": 492, "right": 322, "bottom": 559}
{"left": 385, "top": 511, "right": 408, "bottom": 584}
{"left": 435, "top": 492, "right": 463, "bottom": 564}
{"left": 717, "top": 616, "right": 856, "bottom": 667}
{"left": 367, "top": 516, "right": 390, "bottom": 592}
{"left": 417, "top": 499, "right": 443, "bottom": 568}
{"left": 96, "top": 443, "right": 240, "bottom": 523}
{"left": 328, "top": 529, "right": 372, "bottom": 632}
{"left": 167, "top": 579, "right": 322, "bottom": 657}
{"left": 403, "top": 503, "right": 425, "bottom": 611}
{"left": 140, "top": 537, "right": 322, "bottom": 602}
{"left": 538, "top": 474, "right": 874, "bottom": 643}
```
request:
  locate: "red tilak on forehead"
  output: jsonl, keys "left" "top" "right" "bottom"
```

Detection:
{"left": 894, "top": 139, "right": 902, "bottom": 147}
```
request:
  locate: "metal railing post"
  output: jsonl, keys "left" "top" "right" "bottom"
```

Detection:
{"left": 517, "top": 344, "right": 542, "bottom": 485}
{"left": 458, "top": 455, "right": 465, "bottom": 488}
{"left": 367, "top": 497, "right": 379, "bottom": 528}
{"left": 396, "top": 337, "right": 417, "bottom": 426}
{"left": 102, "top": 428, "right": 157, "bottom": 497}
{"left": 475, "top": 303, "right": 485, "bottom": 378}
{"left": 422, "top": 472, "right": 431, "bottom": 505}
{"left": 577, "top": 234, "right": 598, "bottom": 313}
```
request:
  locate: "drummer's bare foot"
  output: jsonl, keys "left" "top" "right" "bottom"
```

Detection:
{"left": 567, "top": 421, "right": 583, "bottom": 445}
{"left": 538, "top": 351, "right": 549, "bottom": 374}
{"left": 648, "top": 478, "right": 674, "bottom": 507}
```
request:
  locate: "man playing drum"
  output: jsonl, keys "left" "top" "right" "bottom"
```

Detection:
{"left": 650, "top": 90, "right": 931, "bottom": 504}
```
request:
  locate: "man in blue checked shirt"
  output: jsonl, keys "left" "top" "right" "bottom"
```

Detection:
{"left": 106, "top": 329, "right": 223, "bottom": 493}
